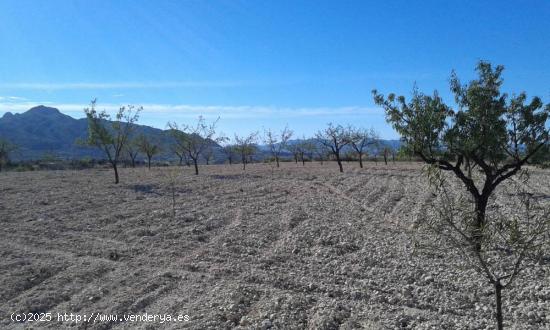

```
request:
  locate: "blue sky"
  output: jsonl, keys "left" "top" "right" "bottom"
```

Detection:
{"left": 0, "top": 0, "right": 549, "bottom": 139}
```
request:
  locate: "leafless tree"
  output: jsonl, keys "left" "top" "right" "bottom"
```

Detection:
{"left": 347, "top": 127, "right": 378, "bottom": 168}
{"left": 170, "top": 141, "right": 186, "bottom": 166}
{"left": 296, "top": 139, "right": 316, "bottom": 166}
{"left": 222, "top": 145, "right": 235, "bottom": 165}
{"left": 264, "top": 126, "right": 293, "bottom": 167}
{"left": 234, "top": 132, "right": 258, "bottom": 171}
{"left": 315, "top": 143, "right": 330, "bottom": 165}
{"left": 288, "top": 143, "right": 300, "bottom": 164}
{"left": 315, "top": 123, "right": 350, "bottom": 173}
{"left": 167, "top": 116, "right": 221, "bottom": 175}
{"left": 124, "top": 139, "right": 140, "bottom": 168}
{"left": 203, "top": 148, "right": 214, "bottom": 165}
{"left": 137, "top": 134, "right": 160, "bottom": 169}
{"left": 383, "top": 146, "right": 391, "bottom": 165}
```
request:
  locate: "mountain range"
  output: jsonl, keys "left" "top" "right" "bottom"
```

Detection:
{"left": 0, "top": 106, "right": 400, "bottom": 162}
{"left": 0, "top": 106, "right": 177, "bottom": 161}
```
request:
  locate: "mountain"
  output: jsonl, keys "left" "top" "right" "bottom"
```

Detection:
{"left": 0, "top": 106, "right": 181, "bottom": 161}
{"left": 0, "top": 106, "right": 401, "bottom": 162}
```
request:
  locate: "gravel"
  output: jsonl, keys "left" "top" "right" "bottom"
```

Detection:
{"left": 0, "top": 162, "right": 549, "bottom": 329}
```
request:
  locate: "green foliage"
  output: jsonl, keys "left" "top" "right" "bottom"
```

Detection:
{"left": 234, "top": 132, "right": 258, "bottom": 170}
{"left": 167, "top": 116, "right": 221, "bottom": 174}
{"left": 137, "top": 134, "right": 161, "bottom": 168}
{"left": 374, "top": 61, "right": 550, "bottom": 330}
{"left": 83, "top": 99, "right": 141, "bottom": 183}
{"left": 373, "top": 61, "right": 549, "bottom": 169}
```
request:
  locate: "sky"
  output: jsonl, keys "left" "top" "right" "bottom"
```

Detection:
{"left": 0, "top": 0, "right": 549, "bottom": 139}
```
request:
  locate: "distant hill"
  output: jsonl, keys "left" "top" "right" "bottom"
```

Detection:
{"left": 0, "top": 106, "right": 190, "bottom": 161}
{"left": 0, "top": 106, "right": 401, "bottom": 162}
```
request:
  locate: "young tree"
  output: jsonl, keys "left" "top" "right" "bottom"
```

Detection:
{"left": 170, "top": 140, "right": 187, "bottom": 166}
{"left": 83, "top": 100, "right": 141, "bottom": 184}
{"left": 288, "top": 143, "right": 300, "bottom": 164}
{"left": 167, "top": 116, "right": 221, "bottom": 175}
{"left": 373, "top": 61, "right": 550, "bottom": 329}
{"left": 315, "top": 143, "right": 330, "bottom": 165}
{"left": 221, "top": 145, "right": 235, "bottom": 165}
{"left": 234, "top": 132, "right": 258, "bottom": 171}
{"left": 264, "top": 126, "right": 293, "bottom": 167}
{"left": 347, "top": 127, "right": 379, "bottom": 168}
{"left": 203, "top": 148, "right": 214, "bottom": 165}
{"left": 0, "top": 138, "right": 17, "bottom": 172}
{"left": 137, "top": 134, "right": 160, "bottom": 169}
{"left": 124, "top": 139, "right": 140, "bottom": 168}
{"left": 315, "top": 123, "right": 351, "bottom": 173}
{"left": 382, "top": 146, "right": 391, "bottom": 165}
{"left": 296, "top": 139, "right": 316, "bottom": 166}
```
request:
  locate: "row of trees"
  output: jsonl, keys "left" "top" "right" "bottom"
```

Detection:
{"left": 82, "top": 102, "right": 392, "bottom": 182}
{"left": 79, "top": 60, "right": 549, "bottom": 329}
{"left": 82, "top": 100, "right": 162, "bottom": 183}
{"left": 2, "top": 61, "right": 549, "bottom": 329}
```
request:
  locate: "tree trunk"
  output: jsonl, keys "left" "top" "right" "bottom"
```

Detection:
{"left": 495, "top": 281, "right": 504, "bottom": 330}
{"left": 113, "top": 162, "right": 120, "bottom": 184}
{"left": 302, "top": 154, "right": 305, "bottom": 166}
{"left": 193, "top": 159, "right": 199, "bottom": 175}
{"left": 276, "top": 156, "right": 280, "bottom": 168}
{"left": 242, "top": 156, "right": 246, "bottom": 170}
{"left": 335, "top": 153, "right": 343, "bottom": 173}
{"left": 178, "top": 156, "right": 183, "bottom": 166}
{"left": 229, "top": 157, "right": 232, "bottom": 165}
{"left": 384, "top": 153, "right": 388, "bottom": 165}
{"left": 147, "top": 156, "right": 151, "bottom": 169}
{"left": 473, "top": 195, "right": 489, "bottom": 252}
{"left": 358, "top": 153, "right": 363, "bottom": 168}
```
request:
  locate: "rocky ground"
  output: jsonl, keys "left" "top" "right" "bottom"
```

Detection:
{"left": 0, "top": 162, "right": 549, "bottom": 329}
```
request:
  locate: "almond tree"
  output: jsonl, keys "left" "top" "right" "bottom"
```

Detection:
{"left": 124, "top": 139, "right": 140, "bottom": 168}
{"left": 264, "top": 126, "right": 293, "bottom": 167}
{"left": 296, "top": 139, "right": 316, "bottom": 166}
{"left": 203, "top": 148, "right": 214, "bottom": 165}
{"left": 288, "top": 143, "right": 300, "bottom": 164}
{"left": 373, "top": 61, "right": 550, "bottom": 329}
{"left": 83, "top": 100, "right": 141, "bottom": 184}
{"left": 347, "top": 127, "right": 379, "bottom": 168}
{"left": 170, "top": 141, "right": 187, "bottom": 166}
{"left": 219, "top": 135, "right": 235, "bottom": 165}
{"left": 137, "top": 134, "right": 160, "bottom": 169}
{"left": 315, "top": 143, "right": 330, "bottom": 165}
{"left": 167, "top": 116, "right": 220, "bottom": 175}
{"left": 315, "top": 123, "right": 351, "bottom": 173}
{"left": 234, "top": 132, "right": 258, "bottom": 171}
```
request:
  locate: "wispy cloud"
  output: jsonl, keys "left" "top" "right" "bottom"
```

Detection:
{"left": 0, "top": 95, "right": 28, "bottom": 101}
{"left": 0, "top": 101, "right": 380, "bottom": 119}
{"left": 0, "top": 81, "right": 244, "bottom": 90}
